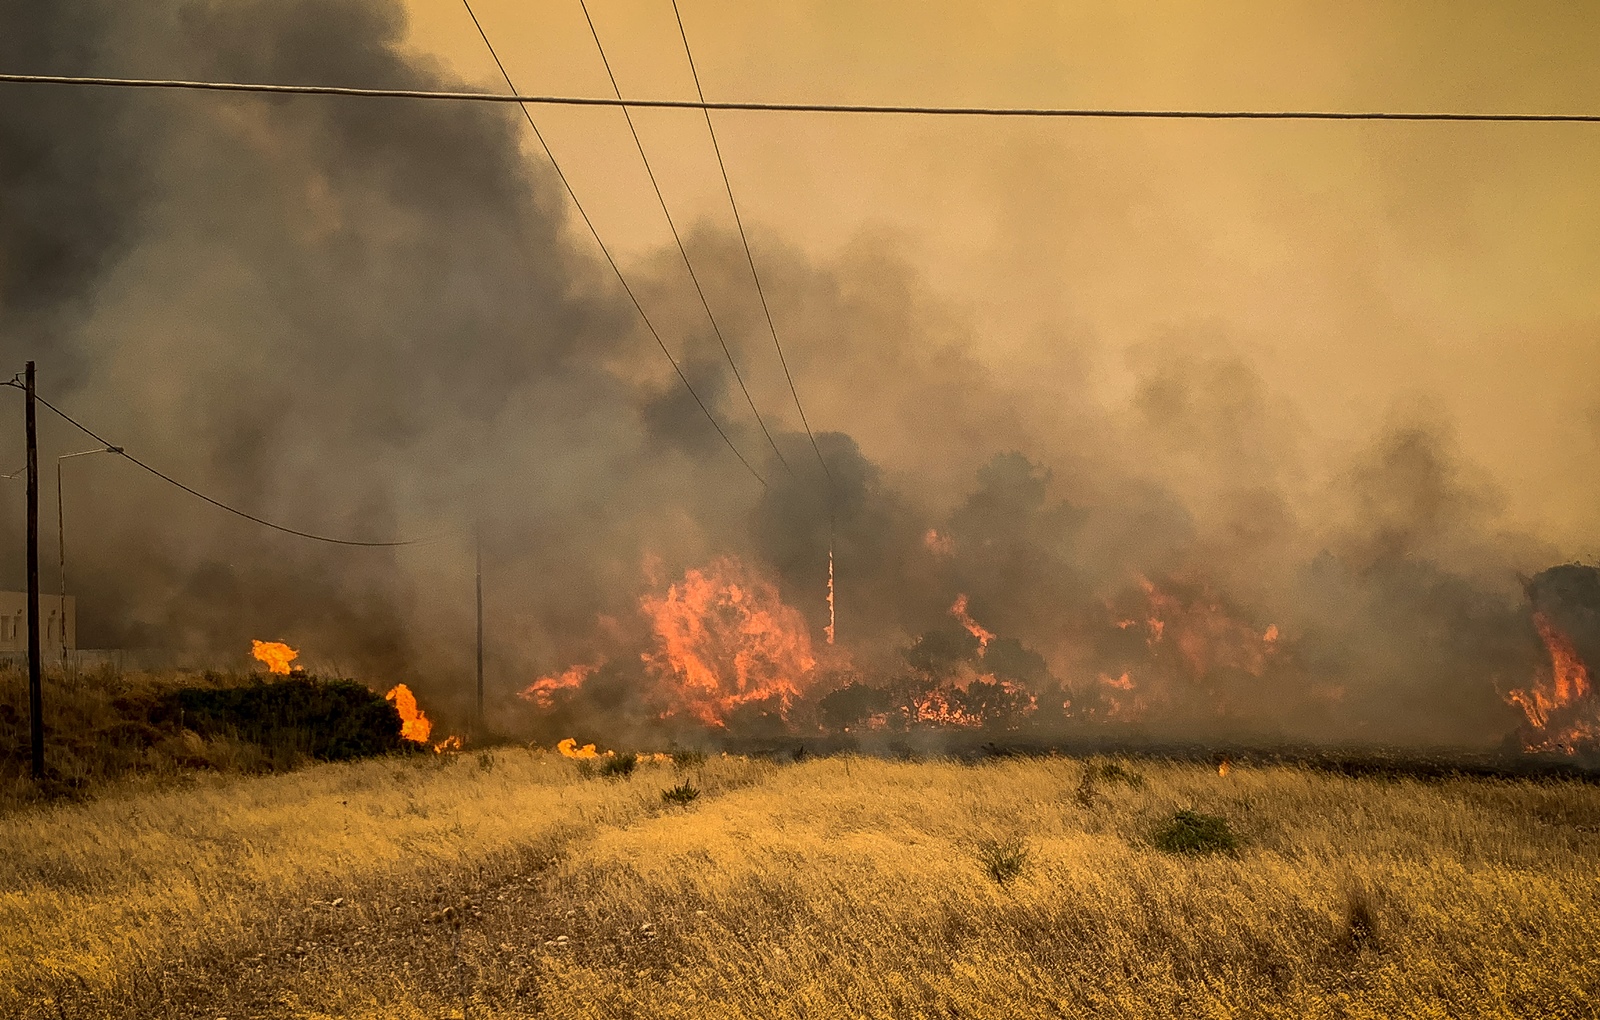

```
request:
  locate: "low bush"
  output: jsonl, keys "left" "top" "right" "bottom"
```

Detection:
{"left": 0, "top": 666, "right": 412, "bottom": 807}
{"left": 671, "top": 749, "right": 707, "bottom": 770}
{"left": 1076, "top": 758, "right": 1145, "bottom": 806}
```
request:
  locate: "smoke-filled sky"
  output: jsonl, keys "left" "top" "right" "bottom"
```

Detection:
{"left": 405, "top": 0, "right": 1600, "bottom": 549}
{"left": 1, "top": 0, "right": 1596, "bottom": 743}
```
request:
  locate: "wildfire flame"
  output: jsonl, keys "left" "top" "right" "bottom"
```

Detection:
{"left": 640, "top": 556, "right": 817, "bottom": 727}
{"left": 949, "top": 594, "right": 995, "bottom": 655}
{"left": 1217, "top": 758, "right": 1232, "bottom": 777}
{"left": 385, "top": 683, "right": 433, "bottom": 744}
{"left": 557, "top": 737, "right": 598, "bottom": 759}
{"left": 519, "top": 663, "right": 602, "bottom": 708}
{"left": 251, "top": 640, "right": 298, "bottom": 675}
{"left": 1507, "top": 612, "right": 1597, "bottom": 754}
{"left": 923, "top": 528, "right": 954, "bottom": 557}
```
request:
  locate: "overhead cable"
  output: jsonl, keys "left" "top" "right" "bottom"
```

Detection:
{"left": 669, "top": 0, "right": 833, "bottom": 487}
{"left": 3, "top": 73, "right": 1597, "bottom": 123}
{"left": 23, "top": 387, "right": 438, "bottom": 547}
{"left": 576, "top": 0, "right": 795, "bottom": 478}
{"left": 458, "top": 0, "right": 768, "bottom": 488}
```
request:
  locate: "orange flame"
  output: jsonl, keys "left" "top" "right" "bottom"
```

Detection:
{"left": 385, "top": 683, "right": 433, "bottom": 744}
{"left": 433, "top": 735, "right": 464, "bottom": 754}
{"left": 557, "top": 737, "right": 599, "bottom": 759}
{"left": 640, "top": 556, "right": 817, "bottom": 727}
{"left": 910, "top": 687, "right": 981, "bottom": 727}
{"left": 923, "top": 529, "right": 954, "bottom": 556}
{"left": 251, "top": 640, "right": 298, "bottom": 675}
{"left": 1507, "top": 612, "right": 1596, "bottom": 753}
{"left": 949, "top": 594, "right": 996, "bottom": 655}
{"left": 1217, "top": 758, "right": 1232, "bottom": 777}
{"left": 519, "top": 663, "right": 602, "bottom": 708}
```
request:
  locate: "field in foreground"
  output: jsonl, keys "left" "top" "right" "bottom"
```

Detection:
{"left": 4, "top": 751, "right": 1599, "bottom": 1019}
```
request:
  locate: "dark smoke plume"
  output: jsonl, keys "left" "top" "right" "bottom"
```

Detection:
{"left": 1, "top": 0, "right": 1586, "bottom": 748}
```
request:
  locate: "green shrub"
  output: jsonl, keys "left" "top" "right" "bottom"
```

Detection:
{"left": 1152, "top": 809, "right": 1238, "bottom": 856}
{"left": 975, "top": 835, "right": 1029, "bottom": 885}
{"left": 661, "top": 782, "right": 701, "bottom": 806}
{"left": 600, "top": 752, "right": 638, "bottom": 779}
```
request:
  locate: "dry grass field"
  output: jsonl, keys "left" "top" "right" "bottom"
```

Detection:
{"left": 4, "top": 749, "right": 1600, "bottom": 1019}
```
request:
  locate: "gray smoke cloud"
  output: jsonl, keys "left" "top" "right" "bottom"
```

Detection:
{"left": 0, "top": 0, "right": 1584, "bottom": 746}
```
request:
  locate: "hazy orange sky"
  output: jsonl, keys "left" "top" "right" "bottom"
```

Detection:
{"left": 400, "top": 0, "right": 1599, "bottom": 551}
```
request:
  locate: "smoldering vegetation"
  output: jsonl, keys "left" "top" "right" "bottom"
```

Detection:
{"left": 1, "top": 0, "right": 1593, "bottom": 754}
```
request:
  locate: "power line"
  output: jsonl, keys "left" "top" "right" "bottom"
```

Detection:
{"left": 576, "top": 0, "right": 795, "bottom": 479}
{"left": 670, "top": 0, "right": 832, "bottom": 488}
{"left": 17, "top": 384, "right": 438, "bottom": 547}
{"left": 458, "top": 0, "right": 767, "bottom": 488}
{"left": 4, "top": 73, "right": 1599, "bottom": 123}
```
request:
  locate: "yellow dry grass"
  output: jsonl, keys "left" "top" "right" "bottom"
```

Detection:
{"left": 3, "top": 751, "right": 1598, "bottom": 1019}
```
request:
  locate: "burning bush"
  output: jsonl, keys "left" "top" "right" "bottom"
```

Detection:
{"left": 1507, "top": 565, "right": 1600, "bottom": 755}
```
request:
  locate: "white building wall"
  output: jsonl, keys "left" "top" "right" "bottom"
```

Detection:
{"left": 0, "top": 592, "right": 76, "bottom": 654}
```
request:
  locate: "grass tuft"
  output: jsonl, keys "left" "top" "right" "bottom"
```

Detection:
{"left": 600, "top": 753, "right": 638, "bottom": 780}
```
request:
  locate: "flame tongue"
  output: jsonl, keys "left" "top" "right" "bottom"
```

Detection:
{"left": 385, "top": 683, "right": 433, "bottom": 743}
{"left": 557, "top": 737, "right": 598, "bottom": 759}
{"left": 950, "top": 594, "right": 995, "bottom": 655}
{"left": 520, "top": 663, "right": 601, "bottom": 707}
{"left": 251, "top": 640, "right": 298, "bottom": 675}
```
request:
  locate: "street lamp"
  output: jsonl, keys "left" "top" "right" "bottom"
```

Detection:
{"left": 57, "top": 446, "right": 121, "bottom": 664}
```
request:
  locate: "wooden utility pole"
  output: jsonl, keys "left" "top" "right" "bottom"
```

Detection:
{"left": 25, "top": 361, "right": 43, "bottom": 780}
{"left": 475, "top": 521, "right": 484, "bottom": 734}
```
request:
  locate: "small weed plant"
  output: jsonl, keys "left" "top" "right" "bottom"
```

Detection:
{"left": 600, "top": 753, "right": 638, "bottom": 780}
